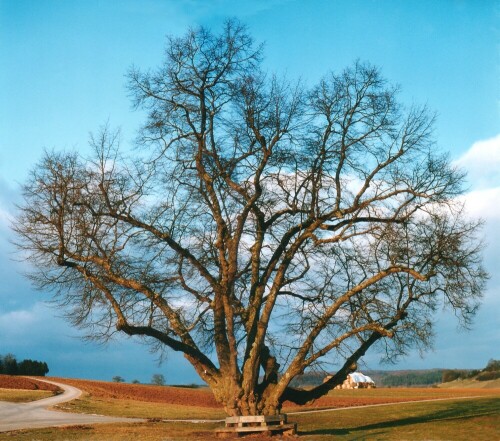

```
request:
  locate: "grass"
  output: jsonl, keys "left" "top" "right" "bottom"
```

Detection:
{"left": 1, "top": 384, "right": 499, "bottom": 440}
{"left": 52, "top": 386, "right": 498, "bottom": 420}
{"left": 0, "top": 389, "right": 54, "bottom": 403}
{"left": 293, "top": 396, "right": 500, "bottom": 440}
{"left": 54, "top": 394, "right": 225, "bottom": 420}
{"left": 0, "top": 421, "right": 222, "bottom": 441}
{"left": 283, "top": 386, "right": 497, "bottom": 412}
{"left": 1, "top": 395, "right": 499, "bottom": 440}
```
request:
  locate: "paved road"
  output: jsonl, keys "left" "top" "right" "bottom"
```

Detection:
{"left": 0, "top": 378, "right": 144, "bottom": 432}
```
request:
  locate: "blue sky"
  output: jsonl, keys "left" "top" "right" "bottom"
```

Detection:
{"left": 0, "top": 0, "right": 498, "bottom": 383}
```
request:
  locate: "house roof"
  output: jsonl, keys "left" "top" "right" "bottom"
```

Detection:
{"left": 349, "top": 372, "right": 375, "bottom": 383}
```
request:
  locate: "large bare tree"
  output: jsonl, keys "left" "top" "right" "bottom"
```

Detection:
{"left": 14, "top": 21, "right": 486, "bottom": 416}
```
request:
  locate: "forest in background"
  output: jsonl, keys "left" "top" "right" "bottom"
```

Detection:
{"left": 0, "top": 354, "right": 49, "bottom": 376}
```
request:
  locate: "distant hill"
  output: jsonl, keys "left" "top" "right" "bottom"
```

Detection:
{"left": 439, "top": 359, "right": 500, "bottom": 388}
{"left": 370, "top": 369, "right": 443, "bottom": 387}
{"left": 290, "top": 369, "right": 444, "bottom": 388}
{"left": 439, "top": 378, "right": 500, "bottom": 389}
{"left": 289, "top": 358, "right": 500, "bottom": 389}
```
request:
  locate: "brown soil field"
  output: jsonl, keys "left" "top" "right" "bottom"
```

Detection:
{"left": 0, "top": 375, "right": 61, "bottom": 393}
{"left": 48, "top": 377, "right": 499, "bottom": 411}
{"left": 48, "top": 377, "right": 219, "bottom": 407}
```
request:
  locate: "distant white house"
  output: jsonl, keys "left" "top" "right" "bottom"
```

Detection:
{"left": 346, "top": 372, "right": 375, "bottom": 388}
{"left": 325, "top": 372, "right": 376, "bottom": 389}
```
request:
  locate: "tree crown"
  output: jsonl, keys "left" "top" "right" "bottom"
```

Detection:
{"left": 14, "top": 20, "right": 487, "bottom": 415}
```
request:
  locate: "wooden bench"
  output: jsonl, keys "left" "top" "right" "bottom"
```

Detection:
{"left": 216, "top": 414, "right": 297, "bottom": 438}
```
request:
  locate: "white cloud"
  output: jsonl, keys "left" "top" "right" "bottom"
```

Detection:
{"left": 0, "top": 208, "right": 11, "bottom": 231}
{"left": 0, "top": 302, "right": 63, "bottom": 340}
{"left": 454, "top": 136, "right": 500, "bottom": 247}
{"left": 454, "top": 134, "right": 500, "bottom": 190}
{"left": 0, "top": 308, "right": 36, "bottom": 328}
{"left": 0, "top": 178, "right": 16, "bottom": 233}
{"left": 460, "top": 187, "right": 500, "bottom": 220}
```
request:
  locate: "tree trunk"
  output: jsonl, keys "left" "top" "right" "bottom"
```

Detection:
{"left": 211, "top": 383, "right": 282, "bottom": 416}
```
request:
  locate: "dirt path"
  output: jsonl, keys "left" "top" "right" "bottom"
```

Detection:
{"left": 0, "top": 378, "right": 144, "bottom": 432}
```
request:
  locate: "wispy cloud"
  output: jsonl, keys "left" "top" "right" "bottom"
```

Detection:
{"left": 0, "top": 178, "right": 19, "bottom": 238}
{"left": 0, "top": 302, "right": 66, "bottom": 340}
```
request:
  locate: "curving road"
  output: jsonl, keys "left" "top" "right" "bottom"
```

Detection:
{"left": 0, "top": 378, "right": 144, "bottom": 432}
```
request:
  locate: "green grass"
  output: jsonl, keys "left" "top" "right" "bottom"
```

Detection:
{"left": 0, "top": 389, "right": 54, "bottom": 403}
{"left": 293, "top": 397, "right": 500, "bottom": 440}
{"left": 2, "top": 396, "right": 498, "bottom": 440}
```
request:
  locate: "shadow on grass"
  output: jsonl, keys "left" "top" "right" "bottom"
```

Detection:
{"left": 299, "top": 398, "right": 499, "bottom": 438}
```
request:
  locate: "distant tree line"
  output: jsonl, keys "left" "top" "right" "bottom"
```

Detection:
{"left": 290, "top": 369, "right": 446, "bottom": 388}
{"left": 275, "top": 361, "right": 500, "bottom": 388}
{"left": 483, "top": 359, "right": 500, "bottom": 372}
{"left": 442, "top": 359, "right": 500, "bottom": 383}
{"left": 380, "top": 370, "right": 443, "bottom": 387}
{"left": 0, "top": 353, "right": 49, "bottom": 376}
{"left": 441, "top": 369, "right": 477, "bottom": 383}
{"left": 111, "top": 374, "right": 167, "bottom": 385}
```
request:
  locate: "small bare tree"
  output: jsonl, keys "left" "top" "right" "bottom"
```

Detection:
{"left": 14, "top": 21, "right": 487, "bottom": 416}
{"left": 151, "top": 374, "right": 166, "bottom": 386}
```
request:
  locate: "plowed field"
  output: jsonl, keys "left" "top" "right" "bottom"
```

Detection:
{"left": 49, "top": 377, "right": 219, "bottom": 407}
{"left": 48, "top": 377, "right": 498, "bottom": 410}
{"left": 0, "top": 375, "right": 60, "bottom": 392}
